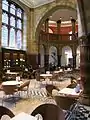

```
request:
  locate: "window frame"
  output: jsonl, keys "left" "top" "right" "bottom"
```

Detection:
{"left": 2, "top": 0, "right": 24, "bottom": 49}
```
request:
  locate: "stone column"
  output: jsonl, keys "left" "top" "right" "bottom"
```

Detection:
{"left": 38, "top": 34, "right": 41, "bottom": 66}
{"left": 58, "top": 55, "right": 61, "bottom": 67}
{"left": 57, "top": 48, "right": 62, "bottom": 67}
{"left": 76, "top": 0, "right": 90, "bottom": 105}
{"left": 45, "top": 18, "right": 49, "bottom": 33}
{"left": 44, "top": 45, "right": 49, "bottom": 71}
{"left": 72, "top": 54, "right": 76, "bottom": 68}
{"left": 71, "top": 18, "right": 76, "bottom": 40}
{"left": 57, "top": 19, "right": 61, "bottom": 34}
{"left": 79, "top": 34, "right": 90, "bottom": 105}
{"left": 72, "top": 46, "right": 77, "bottom": 69}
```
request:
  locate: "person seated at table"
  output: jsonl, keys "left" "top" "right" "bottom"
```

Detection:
{"left": 67, "top": 76, "right": 77, "bottom": 88}
{"left": 67, "top": 77, "right": 82, "bottom": 93}
{"left": 74, "top": 78, "right": 82, "bottom": 93}
{"left": 75, "top": 82, "right": 80, "bottom": 93}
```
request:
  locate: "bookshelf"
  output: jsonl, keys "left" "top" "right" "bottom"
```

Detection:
{"left": 2, "top": 48, "right": 26, "bottom": 71}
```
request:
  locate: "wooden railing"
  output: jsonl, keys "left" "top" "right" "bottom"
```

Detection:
{"left": 39, "top": 32, "right": 78, "bottom": 42}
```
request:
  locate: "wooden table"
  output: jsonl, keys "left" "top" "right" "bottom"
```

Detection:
{"left": 40, "top": 73, "right": 52, "bottom": 81}
{"left": 2, "top": 81, "right": 22, "bottom": 86}
{"left": 10, "top": 112, "right": 37, "bottom": 120}
{"left": 58, "top": 88, "right": 81, "bottom": 98}
{"left": 6, "top": 72, "right": 19, "bottom": 75}
{"left": 5, "top": 72, "right": 19, "bottom": 80}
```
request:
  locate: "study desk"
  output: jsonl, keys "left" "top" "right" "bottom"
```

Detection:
{"left": 40, "top": 73, "right": 52, "bottom": 81}
{"left": 6, "top": 72, "right": 19, "bottom": 75}
{"left": 58, "top": 87, "right": 81, "bottom": 98}
{"left": 2, "top": 81, "right": 22, "bottom": 86}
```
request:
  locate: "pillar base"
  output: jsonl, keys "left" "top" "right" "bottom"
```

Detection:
{"left": 78, "top": 93, "right": 90, "bottom": 106}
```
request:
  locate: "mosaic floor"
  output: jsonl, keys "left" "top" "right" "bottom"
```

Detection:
{"left": 1, "top": 78, "right": 90, "bottom": 120}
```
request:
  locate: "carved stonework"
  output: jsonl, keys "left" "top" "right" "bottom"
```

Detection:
{"left": 79, "top": 33, "right": 90, "bottom": 105}
{"left": 34, "top": 0, "right": 76, "bottom": 39}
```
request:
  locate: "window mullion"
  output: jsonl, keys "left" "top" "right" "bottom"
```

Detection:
{"left": 7, "top": 3, "right": 10, "bottom": 47}
{"left": 15, "top": 6, "right": 17, "bottom": 48}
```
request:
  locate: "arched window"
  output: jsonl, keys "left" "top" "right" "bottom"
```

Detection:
{"left": 2, "top": 0, "right": 24, "bottom": 50}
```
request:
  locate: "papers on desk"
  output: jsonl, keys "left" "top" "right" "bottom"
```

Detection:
{"left": 58, "top": 88, "right": 81, "bottom": 97}
{"left": 10, "top": 112, "right": 37, "bottom": 120}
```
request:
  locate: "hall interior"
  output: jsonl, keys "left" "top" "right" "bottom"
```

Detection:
{"left": 0, "top": 0, "right": 90, "bottom": 120}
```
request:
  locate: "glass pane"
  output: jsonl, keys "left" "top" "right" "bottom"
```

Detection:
{"left": 2, "top": 13, "right": 8, "bottom": 24}
{"left": 16, "top": 30, "right": 22, "bottom": 49}
{"left": 17, "top": 19, "right": 22, "bottom": 29}
{"left": 10, "top": 16, "right": 15, "bottom": 27}
{"left": 2, "top": 0, "right": 8, "bottom": 11}
{"left": 9, "top": 28, "right": 16, "bottom": 48}
{"left": 10, "top": 4, "right": 15, "bottom": 15}
{"left": 2, "top": 25, "right": 8, "bottom": 47}
{"left": 17, "top": 8, "right": 22, "bottom": 18}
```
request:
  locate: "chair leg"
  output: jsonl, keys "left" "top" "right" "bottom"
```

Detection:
{"left": 12, "top": 94, "right": 16, "bottom": 107}
{"left": 2, "top": 96, "right": 5, "bottom": 106}
{"left": 27, "top": 89, "right": 29, "bottom": 98}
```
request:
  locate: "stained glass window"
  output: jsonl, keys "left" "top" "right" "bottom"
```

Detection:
{"left": 2, "top": 0, "right": 8, "bottom": 11}
{"left": 2, "top": 26, "right": 8, "bottom": 47}
{"left": 17, "top": 8, "right": 22, "bottom": 18}
{"left": 2, "top": 0, "right": 24, "bottom": 50}
{"left": 10, "top": 16, "right": 15, "bottom": 27}
{"left": 17, "top": 30, "right": 22, "bottom": 49}
{"left": 9, "top": 28, "right": 16, "bottom": 48}
{"left": 2, "top": 13, "right": 8, "bottom": 24}
{"left": 17, "top": 19, "right": 22, "bottom": 29}
{"left": 10, "top": 4, "right": 15, "bottom": 15}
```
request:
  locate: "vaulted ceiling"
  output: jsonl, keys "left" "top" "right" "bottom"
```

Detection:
{"left": 49, "top": 9, "right": 77, "bottom": 22}
{"left": 19, "top": 0, "right": 77, "bottom": 25}
{"left": 19, "top": 0, "right": 55, "bottom": 8}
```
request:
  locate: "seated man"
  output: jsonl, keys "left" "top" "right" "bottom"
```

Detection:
{"left": 74, "top": 78, "right": 81, "bottom": 93}
{"left": 67, "top": 77, "right": 81, "bottom": 93}
{"left": 67, "top": 77, "right": 77, "bottom": 88}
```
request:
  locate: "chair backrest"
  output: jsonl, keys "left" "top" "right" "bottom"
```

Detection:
{"left": 19, "top": 80, "right": 30, "bottom": 90}
{"left": 0, "top": 106, "right": 15, "bottom": 119}
{"left": 54, "top": 95, "right": 77, "bottom": 110}
{"left": 2, "top": 85, "right": 17, "bottom": 95}
{"left": 46, "top": 84, "right": 59, "bottom": 97}
{"left": 31, "top": 103, "right": 65, "bottom": 120}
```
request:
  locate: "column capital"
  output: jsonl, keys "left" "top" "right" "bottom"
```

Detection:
{"left": 79, "top": 34, "right": 90, "bottom": 46}
{"left": 71, "top": 18, "right": 76, "bottom": 23}
{"left": 46, "top": 18, "right": 49, "bottom": 22}
{"left": 57, "top": 20, "right": 61, "bottom": 24}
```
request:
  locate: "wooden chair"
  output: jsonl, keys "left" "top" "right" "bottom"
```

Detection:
{"left": 31, "top": 103, "right": 65, "bottom": 120}
{"left": 0, "top": 106, "right": 15, "bottom": 119}
{"left": 18, "top": 80, "right": 30, "bottom": 97}
{"left": 2, "top": 85, "right": 18, "bottom": 106}
{"left": 54, "top": 95, "right": 77, "bottom": 110}
{"left": 45, "top": 84, "right": 59, "bottom": 97}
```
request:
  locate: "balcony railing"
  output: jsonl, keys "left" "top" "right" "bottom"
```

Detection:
{"left": 39, "top": 32, "right": 78, "bottom": 42}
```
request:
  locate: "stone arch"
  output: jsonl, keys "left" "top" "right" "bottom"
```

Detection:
{"left": 61, "top": 46, "right": 72, "bottom": 66}
{"left": 35, "top": 3, "right": 76, "bottom": 41}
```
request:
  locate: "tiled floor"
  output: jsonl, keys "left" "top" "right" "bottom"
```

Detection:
{"left": 0, "top": 79, "right": 71, "bottom": 113}
{"left": 1, "top": 78, "right": 90, "bottom": 120}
